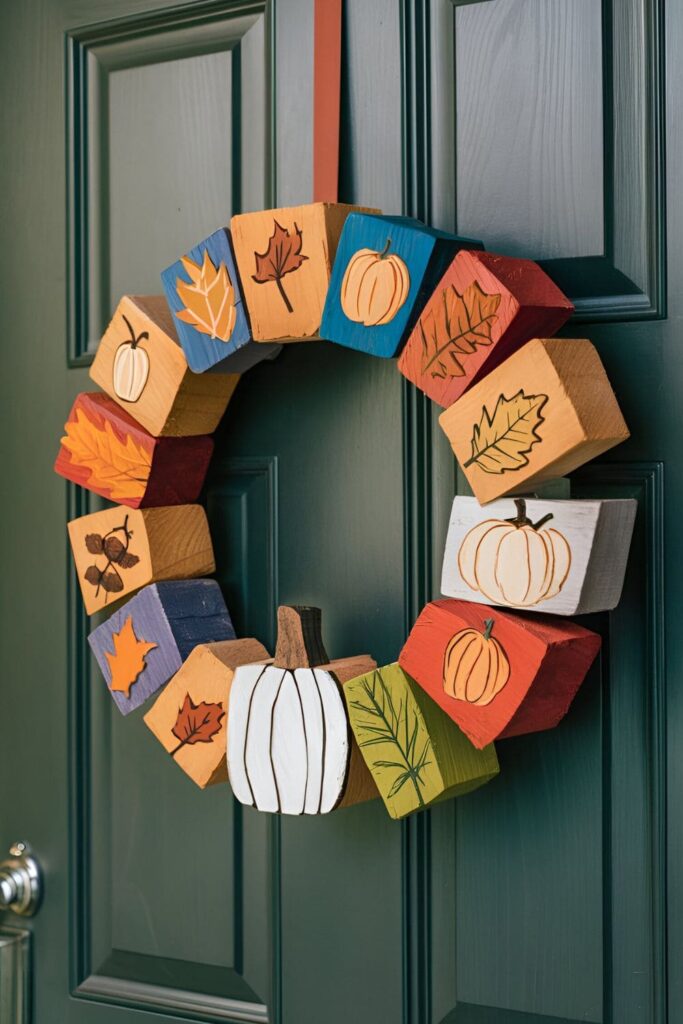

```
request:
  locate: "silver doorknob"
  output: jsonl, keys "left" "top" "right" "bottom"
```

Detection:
{"left": 0, "top": 842, "right": 42, "bottom": 917}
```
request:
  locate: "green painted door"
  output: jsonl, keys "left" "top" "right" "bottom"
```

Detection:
{"left": 0, "top": 0, "right": 679, "bottom": 1022}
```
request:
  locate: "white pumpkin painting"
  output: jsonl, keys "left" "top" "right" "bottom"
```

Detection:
{"left": 458, "top": 499, "right": 571, "bottom": 608}
{"left": 113, "top": 313, "right": 151, "bottom": 403}
{"left": 227, "top": 663, "right": 350, "bottom": 815}
{"left": 441, "top": 495, "right": 638, "bottom": 616}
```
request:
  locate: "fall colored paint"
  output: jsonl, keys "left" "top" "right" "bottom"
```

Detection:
{"left": 252, "top": 220, "right": 308, "bottom": 313}
{"left": 105, "top": 616, "right": 157, "bottom": 697}
{"left": 175, "top": 250, "right": 237, "bottom": 341}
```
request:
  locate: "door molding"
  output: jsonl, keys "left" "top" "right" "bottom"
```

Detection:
{"left": 65, "top": 0, "right": 276, "bottom": 367}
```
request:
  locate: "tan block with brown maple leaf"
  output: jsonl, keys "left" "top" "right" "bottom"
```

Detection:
{"left": 67, "top": 504, "right": 215, "bottom": 615}
{"left": 230, "top": 203, "right": 379, "bottom": 342}
{"left": 89, "top": 295, "right": 240, "bottom": 437}
{"left": 398, "top": 250, "right": 573, "bottom": 408}
{"left": 439, "top": 338, "right": 630, "bottom": 504}
{"left": 144, "top": 638, "right": 270, "bottom": 788}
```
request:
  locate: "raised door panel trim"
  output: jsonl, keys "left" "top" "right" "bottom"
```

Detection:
{"left": 428, "top": 463, "right": 666, "bottom": 1024}
{"left": 430, "top": 0, "right": 665, "bottom": 320}
{"left": 66, "top": 0, "right": 275, "bottom": 367}
{"left": 67, "top": 453, "right": 281, "bottom": 1020}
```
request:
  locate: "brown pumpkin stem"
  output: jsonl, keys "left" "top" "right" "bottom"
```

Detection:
{"left": 506, "top": 498, "right": 554, "bottom": 532}
{"left": 274, "top": 606, "right": 330, "bottom": 669}
{"left": 379, "top": 238, "right": 392, "bottom": 259}
{"left": 121, "top": 313, "right": 149, "bottom": 349}
{"left": 483, "top": 618, "right": 495, "bottom": 641}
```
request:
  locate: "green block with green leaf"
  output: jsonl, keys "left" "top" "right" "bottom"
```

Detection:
{"left": 344, "top": 663, "right": 499, "bottom": 819}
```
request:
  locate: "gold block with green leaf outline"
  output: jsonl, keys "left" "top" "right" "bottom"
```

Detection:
{"left": 344, "top": 662, "right": 499, "bottom": 819}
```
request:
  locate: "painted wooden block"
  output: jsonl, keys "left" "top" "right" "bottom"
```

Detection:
{"left": 55, "top": 392, "right": 213, "bottom": 508}
{"left": 89, "top": 295, "right": 240, "bottom": 437}
{"left": 441, "top": 495, "right": 637, "bottom": 615}
{"left": 161, "top": 227, "right": 282, "bottom": 372}
{"left": 439, "top": 338, "right": 630, "bottom": 504}
{"left": 230, "top": 203, "right": 378, "bottom": 343}
{"left": 144, "top": 637, "right": 270, "bottom": 788}
{"left": 67, "top": 503, "right": 215, "bottom": 615}
{"left": 319, "top": 213, "right": 483, "bottom": 358}
{"left": 227, "top": 606, "right": 378, "bottom": 814}
{"left": 398, "top": 250, "right": 574, "bottom": 407}
{"left": 344, "top": 662, "right": 499, "bottom": 819}
{"left": 398, "top": 599, "right": 601, "bottom": 750}
{"left": 88, "top": 580, "right": 235, "bottom": 716}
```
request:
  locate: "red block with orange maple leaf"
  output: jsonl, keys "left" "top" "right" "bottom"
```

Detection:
{"left": 55, "top": 391, "right": 214, "bottom": 508}
{"left": 397, "top": 250, "right": 574, "bottom": 408}
{"left": 88, "top": 580, "right": 235, "bottom": 715}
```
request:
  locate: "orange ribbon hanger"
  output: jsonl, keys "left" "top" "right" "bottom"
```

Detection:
{"left": 313, "top": 0, "right": 343, "bottom": 202}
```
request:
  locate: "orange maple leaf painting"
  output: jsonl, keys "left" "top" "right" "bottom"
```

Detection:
{"left": 105, "top": 616, "right": 157, "bottom": 697}
{"left": 175, "top": 250, "right": 237, "bottom": 342}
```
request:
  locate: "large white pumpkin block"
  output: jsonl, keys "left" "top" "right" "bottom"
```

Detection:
{"left": 226, "top": 605, "right": 377, "bottom": 815}
{"left": 228, "top": 663, "right": 350, "bottom": 814}
{"left": 441, "top": 496, "right": 637, "bottom": 616}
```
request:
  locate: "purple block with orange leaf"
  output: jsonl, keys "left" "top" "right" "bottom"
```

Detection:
{"left": 87, "top": 579, "right": 235, "bottom": 715}
{"left": 161, "top": 227, "right": 281, "bottom": 374}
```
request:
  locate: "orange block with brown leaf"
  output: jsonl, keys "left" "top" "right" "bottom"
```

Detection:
{"left": 144, "top": 638, "right": 270, "bottom": 788}
{"left": 55, "top": 392, "right": 214, "bottom": 508}
{"left": 398, "top": 250, "right": 573, "bottom": 408}
{"left": 231, "top": 202, "right": 379, "bottom": 342}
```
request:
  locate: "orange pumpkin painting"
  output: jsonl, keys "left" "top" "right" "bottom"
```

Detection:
{"left": 340, "top": 240, "right": 411, "bottom": 326}
{"left": 458, "top": 498, "right": 571, "bottom": 607}
{"left": 443, "top": 619, "right": 510, "bottom": 706}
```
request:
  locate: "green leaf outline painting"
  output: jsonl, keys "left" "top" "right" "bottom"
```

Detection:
{"left": 465, "top": 389, "right": 548, "bottom": 475}
{"left": 347, "top": 668, "right": 434, "bottom": 809}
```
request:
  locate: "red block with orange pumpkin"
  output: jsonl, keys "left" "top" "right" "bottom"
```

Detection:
{"left": 398, "top": 599, "right": 601, "bottom": 749}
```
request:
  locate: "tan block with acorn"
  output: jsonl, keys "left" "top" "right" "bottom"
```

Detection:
{"left": 89, "top": 295, "right": 239, "bottom": 437}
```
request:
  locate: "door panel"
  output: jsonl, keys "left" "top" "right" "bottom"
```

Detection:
{"left": 0, "top": 1, "right": 679, "bottom": 1023}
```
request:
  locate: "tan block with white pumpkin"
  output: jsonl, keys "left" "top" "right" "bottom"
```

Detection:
{"left": 441, "top": 495, "right": 637, "bottom": 616}
{"left": 89, "top": 295, "right": 239, "bottom": 437}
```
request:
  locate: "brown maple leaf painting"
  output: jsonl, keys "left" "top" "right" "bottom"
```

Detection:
{"left": 170, "top": 694, "right": 225, "bottom": 758}
{"left": 105, "top": 616, "right": 157, "bottom": 697}
{"left": 252, "top": 220, "right": 308, "bottom": 313}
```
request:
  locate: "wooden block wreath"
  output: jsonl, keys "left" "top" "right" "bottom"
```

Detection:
{"left": 439, "top": 338, "right": 630, "bottom": 504}
{"left": 53, "top": 191, "right": 635, "bottom": 821}
{"left": 398, "top": 599, "right": 601, "bottom": 750}
{"left": 89, "top": 295, "right": 240, "bottom": 437}
{"left": 397, "top": 250, "right": 574, "bottom": 407}
{"left": 67, "top": 504, "right": 214, "bottom": 615}
{"left": 55, "top": 392, "right": 213, "bottom": 508}
{"left": 88, "top": 580, "right": 235, "bottom": 716}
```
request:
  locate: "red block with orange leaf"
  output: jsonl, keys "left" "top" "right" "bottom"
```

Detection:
{"left": 398, "top": 599, "right": 600, "bottom": 749}
{"left": 54, "top": 391, "right": 213, "bottom": 508}
{"left": 88, "top": 580, "right": 235, "bottom": 715}
{"left": 397, "top": 250, "right": 573, "bottom": 408}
